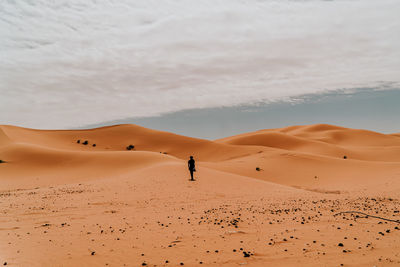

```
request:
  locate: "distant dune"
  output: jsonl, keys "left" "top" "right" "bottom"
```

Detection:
{"left": 1, "top": 123, "right": 399, "bottom": 191}
{"left": 0, "top": 124, "right": 400, "bottom": 189}
{"left": 1, "top": 124, "right": 400, "bottom": 266}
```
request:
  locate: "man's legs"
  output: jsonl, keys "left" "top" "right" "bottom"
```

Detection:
{"left": 190, "top": 169, "right": 194, "bottom": 180}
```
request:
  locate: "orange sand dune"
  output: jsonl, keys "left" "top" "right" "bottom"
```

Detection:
{"left": 1, "top": 123, "right": 400, "bottom": 190}
{"left": 211, "top": 124, "right": 400, "bottom": 192}
{"left": 0, "top": 142, "right": 177, "bottom": 188}
{"left": 0, "top": 124, "right": 260, "bottom": 162}
{"left": 226, "top": 123, "right": 400, "bottom": 146}
{"left": 216, "top": 124, "right": 400, "bottom": 161}
{"left": 0, "top": 128, "right": 11, "bottom": 147}
{"left": 1, "top": 123, "right": 400, "bottom": 266}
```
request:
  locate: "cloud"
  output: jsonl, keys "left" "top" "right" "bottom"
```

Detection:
{"left": 1, "top": 0, "right": 399, "bottom": 128}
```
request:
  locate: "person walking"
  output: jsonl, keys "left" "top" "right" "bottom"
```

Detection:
{"left": 188, "top": 156, "right": 196, "bottom": 181}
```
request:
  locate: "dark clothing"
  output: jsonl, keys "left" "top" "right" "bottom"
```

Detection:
{"left": 188, "top": 159, "right": 195, "bottom": 170}
{"left": 188, "top": 158, "right": 195, "bottom": 180}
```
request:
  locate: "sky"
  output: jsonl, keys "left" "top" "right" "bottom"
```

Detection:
{"left": 90, "top": 88, "right": 400, "bottom": 139}
{"left": 1, "top": 0, "right": 400, "bottom": 129}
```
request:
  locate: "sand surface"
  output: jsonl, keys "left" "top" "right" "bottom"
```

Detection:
{"left": 1, "top": 124, "right": 400, "bottom": 266}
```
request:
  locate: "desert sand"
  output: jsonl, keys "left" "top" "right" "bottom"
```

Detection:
{"left": 0, "top": 123, "right": 399, "bottom": 266}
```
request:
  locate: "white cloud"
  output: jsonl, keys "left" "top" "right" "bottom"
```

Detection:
{"left": 1, "top": 0, "right": 399, "bottom": 128}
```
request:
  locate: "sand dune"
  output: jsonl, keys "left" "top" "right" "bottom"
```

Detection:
{"left": 0, "top": 124, "right": 261, "bottom": 161}
{"left": 1, "top": 123, "right": 399, "bottom": 266}
{"left": 1, "top": 123, "right": 400, "bottom": 190}
{"left": 0, "top": 142, "right": 178, "bottom": 189}
{"left": 217, "top": 124, "right": 400, "bottom": 161}
{"left": 0, "top": 128, "right": 11, "bottom": 147}
{"left": 221, "top": 123, "right": 400, "bottom": 146}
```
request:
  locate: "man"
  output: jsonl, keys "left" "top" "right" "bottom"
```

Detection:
{"left": 188, "top": 156, "right": 196, "bottom": 181}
